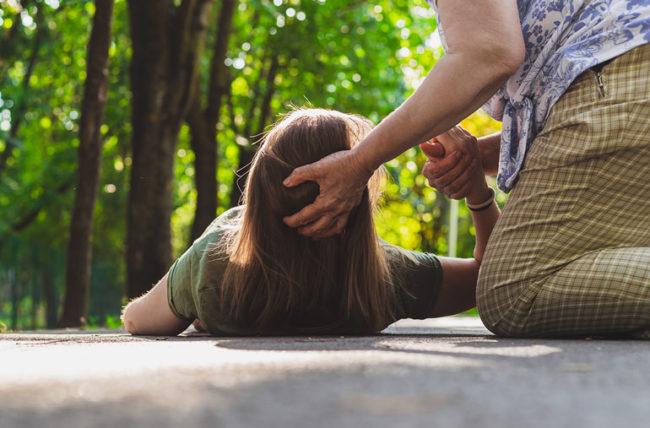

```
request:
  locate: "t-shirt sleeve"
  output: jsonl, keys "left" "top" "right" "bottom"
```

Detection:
{"left": 382, "top": 242, "right": 444, "bottom": 320}
{"left": 166, "top": 206, "right": 242, "bottom": 322}
{"left": 166, "top": 245, "right": 199, "bottom": 321}
{"left": 166, "top": 220, "right": 223, "bottom": 321}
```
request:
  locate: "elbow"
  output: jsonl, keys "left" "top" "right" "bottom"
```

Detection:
{"left": 490, "top": 40, "right": 525, "bottom": 78}
{"left": 473, "top": 42, "right": 525, "bottom": 82}
{"left": 473, "top": 248, "right": 484, "bottom": 266}
{"left": 499, "top": 44, "right": 525, "bottom": 76}
{"left": 124, "top": 319, "right": 138, "bottom": 335}
{"left": 121, "top": 304, "right": 139, "bottom": 335}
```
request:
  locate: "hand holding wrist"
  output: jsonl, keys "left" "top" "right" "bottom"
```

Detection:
{"left": 421, "top": 125, "right": 489, "bottom": 201}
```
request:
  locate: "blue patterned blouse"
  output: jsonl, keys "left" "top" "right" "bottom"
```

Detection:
{"left": 428, "top": 0, "right": 650, "bottom": 191}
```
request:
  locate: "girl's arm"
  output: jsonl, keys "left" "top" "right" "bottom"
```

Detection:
{"left": 431, "top": 188, "right": 500, "bottom": 317}
{"left": 422, "top": 127, "right": 500, "bottom": 317}
{"left": 478, "top": 132, "right": 501, "bottom": 177}
{"left": 121, "top": 273, "right": 191, "bottom": 335}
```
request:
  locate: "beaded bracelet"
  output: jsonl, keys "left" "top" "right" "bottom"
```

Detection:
{"left": 467, "top": 188, "right": 495, "bottom": 212}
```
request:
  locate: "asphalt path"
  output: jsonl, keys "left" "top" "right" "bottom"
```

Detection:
{"left": 2, "top": 317, "right": 649, "bottom": 428}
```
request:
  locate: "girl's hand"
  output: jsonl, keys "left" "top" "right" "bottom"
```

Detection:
{"left": 192, "top": 319, "right": 207, "bottom": 332}
{"left": 420, "top": 126, "right": 490, "bottom": 204}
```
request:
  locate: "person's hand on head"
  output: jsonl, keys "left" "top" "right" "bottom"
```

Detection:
{"left": 420, "top": 126, "right": 490, "bottom": 204}
{"left": 282, "top": 149, "right": 374, "bottom": 239}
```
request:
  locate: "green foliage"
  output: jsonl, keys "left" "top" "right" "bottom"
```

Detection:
{"left": 0, "top": 0, "right": 501, "bottom": 330}
{"left": 85, "top": 313, "right": 122, "bottom": 330}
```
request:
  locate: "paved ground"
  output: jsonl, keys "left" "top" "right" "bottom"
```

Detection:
{"left": 1, "top": 316, "right": 649, "bottom": 428}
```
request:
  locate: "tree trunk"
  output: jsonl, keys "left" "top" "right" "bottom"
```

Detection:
{"left": 59, "top": 0, "right": 114, "bottom": 327}
{"left": 9, "top": 269, "right": 18, "bottom": 331}
{"left": 187, "top": 98, "right": 217, "bottom": 241}
{"left": 42, "top": 256, "right": 58, "bottom": 328}
{"left": 126, "top": 0, "right": 211, "bottom": 298}
{"left": 187, "top": 0, "right": 236, "bottom": 242}
{"left": 30, "top": 264, "right": 39, "bottom": 329}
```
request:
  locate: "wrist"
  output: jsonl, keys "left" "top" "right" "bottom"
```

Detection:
{"left": 466, "top": 187, "right": 495, "bottom": 212}
{"left": 466, "top": 181, "right": 492, "bottom": 206}
{"left": 477, "top": 133, "right": 500, "bottom": 177}
{"left": 350, "top": 143, "right": 378, "bottom": 180}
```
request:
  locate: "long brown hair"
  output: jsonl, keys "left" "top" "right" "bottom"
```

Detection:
{"left": 217, "top": 108, "right": 395, "bottom": 334}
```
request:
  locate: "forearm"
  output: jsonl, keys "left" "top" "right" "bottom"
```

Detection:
{"left": 353, "top": 53, "right": 510, "bottom": 171}
{"left": 121, "top": 275, "right": 190, "bottom": 335}
{"left": 478, "top": 132, "right": 501, "bottom": 176}
{"left": 469, "top": 195, "right": 500, "bottom": 263}
{"left": 431, "top": 200, "right": 499, "bottom": 317}
{"left": 432, "top": 257, "right": 478, "bottom": 317}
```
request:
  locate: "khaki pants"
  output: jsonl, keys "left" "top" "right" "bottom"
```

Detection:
{"left": 477, "top": 43, "right": 650, "bottom": 337}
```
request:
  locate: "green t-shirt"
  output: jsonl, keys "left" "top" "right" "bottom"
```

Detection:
{"left": 167, "top": 206, "right": 443, "bottom": 335}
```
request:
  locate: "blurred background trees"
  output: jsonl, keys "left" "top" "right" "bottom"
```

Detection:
{"left": 0, "top": 0, "right": 500, "bottom": 330}
{"left": 59, "top": 0, "right": 113, "bottom": 327}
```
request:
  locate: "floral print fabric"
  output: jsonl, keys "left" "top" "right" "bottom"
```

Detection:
{"left": 428, "top": 0, "right": 650, "bottom": 191}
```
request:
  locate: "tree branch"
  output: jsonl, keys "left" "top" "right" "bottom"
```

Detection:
{"left": 167, "top": 0, "right": 212, "bottom": 130}
{"left": 254, "top": 54, "right": 279, "bottom": 137}
{"left": 205, "top": 0, "right": 237, "bottom": 125}
{"left": 0, "top": 3, "right": 45, "bottom": 175}
{"left": 242, "top": 51, "right": 270, "bottom": 139}
{"left": 8, "top": 177, "right": 74, "bottom": 234}
{"left": 225, "top": 82, "right": 243, "bottom": 137}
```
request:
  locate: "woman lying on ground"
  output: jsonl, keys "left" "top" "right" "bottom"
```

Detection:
{"left": 121, "top": 108, "right": 498, "bottom": 336}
